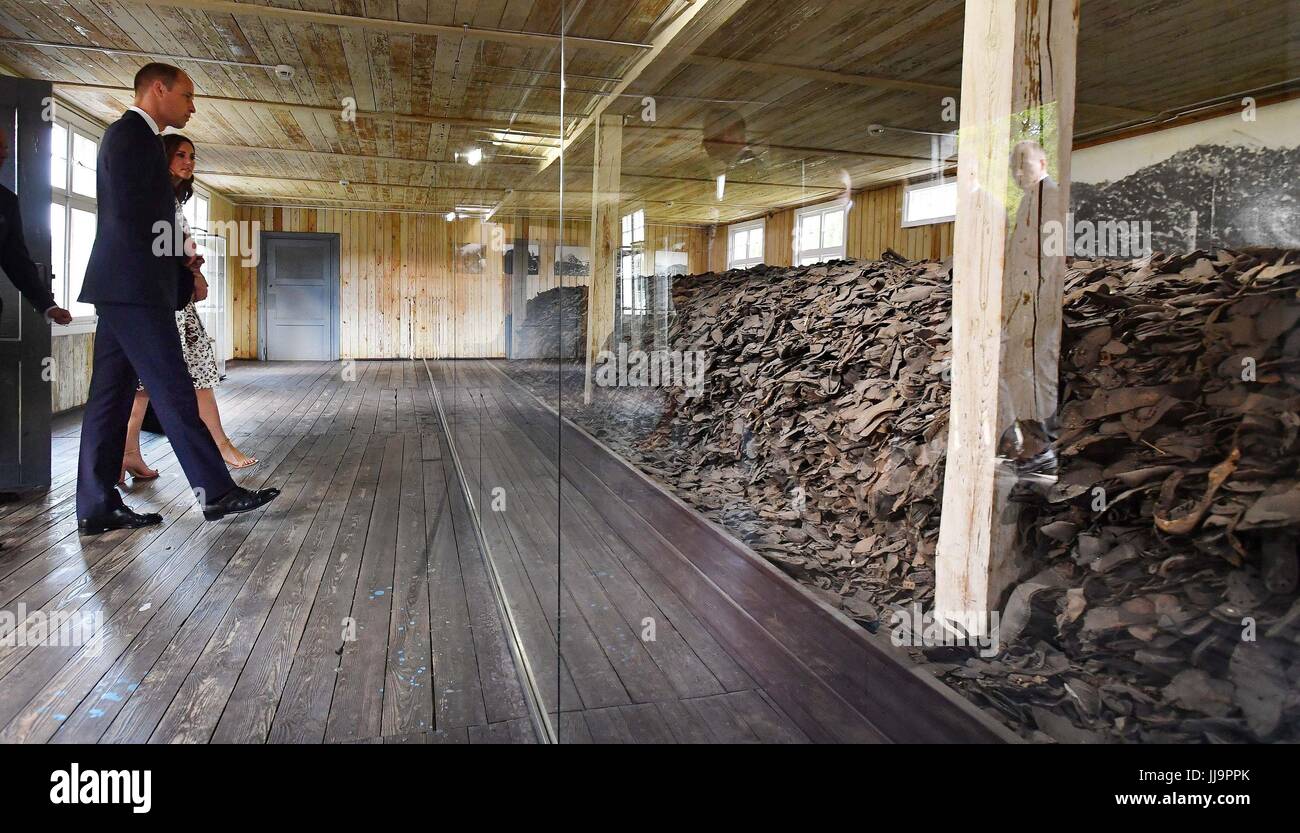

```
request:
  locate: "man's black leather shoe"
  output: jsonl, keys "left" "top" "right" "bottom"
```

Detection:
{"left": 202, "top": 486, "right": 280, "bottom": 521}
{"left": 78, "top": 507, "right": 163, "bottom": 535}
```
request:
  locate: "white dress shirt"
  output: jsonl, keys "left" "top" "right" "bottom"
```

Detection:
{"left": 127, "top": 105, "right": 161, "bottom": 135}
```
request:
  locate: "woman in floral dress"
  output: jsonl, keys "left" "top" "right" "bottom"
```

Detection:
{"left": 120, "top": 134, "right": 256, "bottom": 483}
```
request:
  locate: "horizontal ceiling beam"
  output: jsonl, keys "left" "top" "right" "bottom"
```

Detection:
{"left": 538, "top": 0, "right": 753, "bottom": 173}
{"left": 132, "top": 0, "right": 650, "bottom": 54}
{"left": 191, "top": 145, "right": 846, "bottom": 191}
{"left": 218, "top": 177, "right": 775, "bottom": 211}
{"left": 681, "top": 54, "right": 1153, "bottom": 119}
{"left": 226, "top": 195, "right": 732, "bottom": 225}
{"left": 54, "top": 81, "right": 561, "bottom": 137}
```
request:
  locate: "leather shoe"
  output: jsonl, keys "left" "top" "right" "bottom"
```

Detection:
{"left": 78, "top": 506, "right": 163, "bottom": 535}
{"left": 202, "top": 485, "right": 280, "bottom": 521}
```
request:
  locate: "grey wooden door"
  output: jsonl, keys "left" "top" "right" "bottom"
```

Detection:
{"left": 0, "top": 77, "right": 53, "bottom": 491}
{"left": 260, "top": 232, "right": 339, "bottom": 361}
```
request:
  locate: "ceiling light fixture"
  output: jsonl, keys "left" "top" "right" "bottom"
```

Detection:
{"left": 465, "top": 147, "right": 483, "bottom": 166}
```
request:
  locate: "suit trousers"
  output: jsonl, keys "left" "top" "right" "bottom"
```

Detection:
{"left": 76, "top": 302, "right": 235, "bottom": 519}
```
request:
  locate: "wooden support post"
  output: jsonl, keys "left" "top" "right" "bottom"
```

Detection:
{"left": 936, "top": 0, "right": 1079, "bottom": 622}
{"left": 584, "top": 114, "right": 623, "bottom": 404}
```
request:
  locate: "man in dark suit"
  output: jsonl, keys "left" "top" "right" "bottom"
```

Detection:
{"left": 0, "top": 128, "right": 72, "bottom": 325}
{"left": 76, "top": 63, "right": 278, "bottom": 534}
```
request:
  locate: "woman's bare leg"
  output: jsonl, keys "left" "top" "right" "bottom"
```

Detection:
{"left": 195, "top": 387, "right": 257, "bottom": 468}
{"left": 120, "top": 389, "right": 160, "bottom": 482}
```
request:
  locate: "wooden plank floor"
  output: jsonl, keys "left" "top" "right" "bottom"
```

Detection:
{"left": 0, "top": 361, "right": 535, "bottom": 744}
{"left": 432, "top": 360, "right": 831, "bottom": 743}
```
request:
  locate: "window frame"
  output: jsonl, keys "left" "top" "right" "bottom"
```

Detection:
{"left": 726, "top": 218, "right": 765, "bottom": 269}
{"left": 794, "top": 200, "right": 849, "bottom": 266}
{"left": 619, "top": 209, "right": 648, "bottom": 315}
{"left": 49, "top": 107, "right": 103, "bottom": 333}
{"left": 901, "top": 177, "right": 958, "bottom": 228}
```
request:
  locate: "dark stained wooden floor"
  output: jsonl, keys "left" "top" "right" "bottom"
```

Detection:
{"left": 0, "top": 361, "right": 535, "bottom": 744}
{"left": 0, "top": 360, "right": 830, "bottom": 744}
{"left": 432, "top": 361, "right": 827, "bottom": 744}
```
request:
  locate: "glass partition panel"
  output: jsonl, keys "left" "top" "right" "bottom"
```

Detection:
{"left": 432, "top": 0, "right": 1300, "bottom": 746}
{"left": 510, "top": 0, "right": 1300, "bottom": 746}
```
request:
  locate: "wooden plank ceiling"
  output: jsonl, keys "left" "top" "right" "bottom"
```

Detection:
{"left": 1, "top": 0, "right": 1295, "bottom": 226}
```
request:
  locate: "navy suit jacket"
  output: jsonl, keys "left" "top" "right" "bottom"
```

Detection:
{"left": 77, "top": 110, "right": 192, "bottom": 311}
{"left": 0, "top": 184, "right": 56, "bottom": 318}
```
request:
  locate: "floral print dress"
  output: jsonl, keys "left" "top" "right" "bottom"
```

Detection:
{"left": 138, "top": 200, "right": 220, "bottom": 391}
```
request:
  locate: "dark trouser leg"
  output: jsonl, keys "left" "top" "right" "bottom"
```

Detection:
{"left": 94, "top": 304, "right": 235, "bottom": 507}
{"left": 75, "top": 314, "right": 137, "bottom": 519}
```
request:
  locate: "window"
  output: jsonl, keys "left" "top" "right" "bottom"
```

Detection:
{"left": 620, "top": 209, "right": 647, "bottom": 315}
{"left": 794, "top": 201, "right": 847, "bottom": 265}
{"left": 902, "top": 179, "right": 957, "bottom": 227}
{"left": 50, "top": 123, "right": 67, "bottom": 191}
{"left": 621, "top": 208, "right": 644, "bottom": 247}
{"left": 49, "top": 109, "right": 102, "bottom": 325}
{"left": 192, "top": 227, "right": 228, "bottom": 372}
{"left": 71, "top": 132, "right": 97, "bottom": 198}
{"left": 184, "top": 192, "right": 209, "bottom": 235}
{"left": 727, "top": 219, "right": 764, "bottom": 269}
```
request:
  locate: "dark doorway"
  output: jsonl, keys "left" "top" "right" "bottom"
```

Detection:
{"left": 0, "top": 77, "right": 52, "bottom": 491}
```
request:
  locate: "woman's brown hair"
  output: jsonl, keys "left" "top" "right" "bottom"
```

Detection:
{"left": 162, "top": 133, "right": 195, "bottom": 205}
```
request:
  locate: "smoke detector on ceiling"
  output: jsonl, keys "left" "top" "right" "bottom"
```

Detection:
{"left": 274, "top": 64, "right": 295, "bottom": 82}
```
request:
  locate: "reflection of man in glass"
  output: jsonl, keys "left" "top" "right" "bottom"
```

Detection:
{"left": 996, "top": 139, "right": 1062, "bottom": 483}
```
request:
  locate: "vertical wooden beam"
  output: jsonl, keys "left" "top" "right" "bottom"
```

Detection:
{"left": 509, "top": 216, "right": 529, "bottom": 357}
{"left": 936, "top": 0, "right": 1079, "bottom": 621}
{"left": 584, "top": 114, "right": 623, "bottom": 404}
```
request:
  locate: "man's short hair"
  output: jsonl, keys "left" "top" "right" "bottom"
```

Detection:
{"left": 134, "top": 63, "right": 183, "bottom": 95}
{"left": 1011, "top": 139, "right": 1047, "bottom": 165}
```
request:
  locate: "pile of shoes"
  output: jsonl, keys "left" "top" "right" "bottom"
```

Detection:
{"left": 514, "top": 285, "right": 588, "bottom": 359}
{"left": 505, "top": 247, "right": 1300, "bottom": 741}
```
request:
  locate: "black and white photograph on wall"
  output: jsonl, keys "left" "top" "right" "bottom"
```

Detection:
{"left": 654, "top": 249, "right": 689, "bottom": 279}
{"left": 456, "top": 241, "right": 487, "bottom": 274}
{"left": 503, "top": 242, "right": 540, "bottom": 276}
{"left": 1071, "top": 98, "right": 1300, "bottom": 254}
{"left": 554, "top": 244, "right": 591, "bottom": 278}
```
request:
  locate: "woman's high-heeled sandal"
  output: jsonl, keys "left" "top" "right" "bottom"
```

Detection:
{"left": 218, "top": 440, "right": 258, "bottom": 470}
{"left": 120, "top": 447, "right": 160, "bottom": 484}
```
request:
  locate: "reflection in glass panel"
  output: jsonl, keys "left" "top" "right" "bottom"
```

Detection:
{"left": 461, "top": 0, "right": 1299, "bottom": 749}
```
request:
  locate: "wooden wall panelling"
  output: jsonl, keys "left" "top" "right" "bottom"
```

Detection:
{"left": 764, "top": 208, "right": 795, "bottom": 267}
{"left": 50, "top": 331, "right": 94, "bottom": 414}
